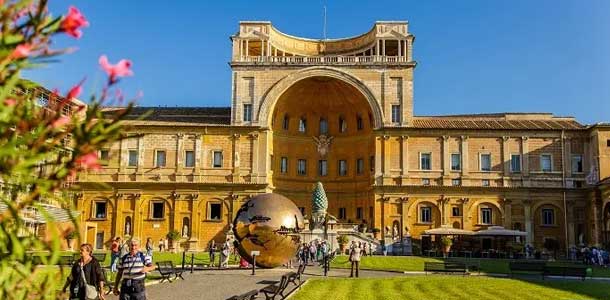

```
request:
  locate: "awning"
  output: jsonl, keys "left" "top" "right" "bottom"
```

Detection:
{"left": 473, "top": 226, "right": 527, "bottom": 237}
{"left": 423, "top": 225, "right": 474, "bottom": 236}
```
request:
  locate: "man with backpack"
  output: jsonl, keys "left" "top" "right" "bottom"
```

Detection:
{"left": 113, "top": 238, "right": 156, "bottom": 300}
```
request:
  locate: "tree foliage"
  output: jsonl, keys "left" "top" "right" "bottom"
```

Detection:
{"left": 0, "top": 1, "right": 135, "bottom": 299}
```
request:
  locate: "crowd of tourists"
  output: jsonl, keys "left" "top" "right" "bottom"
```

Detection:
{"left": 577, "top": 246, "right": 610, "bottom": 266}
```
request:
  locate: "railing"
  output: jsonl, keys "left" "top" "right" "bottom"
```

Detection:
{"left": 234, "top": 55, "right": 412, "bottom": 65}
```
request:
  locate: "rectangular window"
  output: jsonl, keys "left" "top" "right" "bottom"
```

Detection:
{"left": 213, "top": 151, "right": 223, "bottom": 168}
{"left": 356, "top": 207, "right": 363, "bottom": 219}
{"left": 338, "top": 160, "right": 347, "bottom": 176}
{"left": 357, "top": 115, "right": 364, "bottom": 130}
{"left": 318, "top": 160, "right": 328, "bottom": 176}
{"left": 319, "top": 118, "right": 328, "bottom": 135}
{"left": 482, "top": 179, "right": 490, "bottom": 187}
{"left": 420, "top": 153, "right": 431, "bottom": 170}
{"left": 422, "top": 178, "right": 430, "bottom": 186}
{"left": 299, "top": 118, "right": 307, "bottom": 133}
{"left": 94, "top": 202, "right": 107, "bottom": 219}
{"left": 452, "top": 178, "right": 461, "bottom": 186}
{"left": 155, "top": 150, "right": 166, "bottom": 167}
{"left": 280, "top": 157, "right": 288, "bottom": 174}
{"left": 208, "top": 203, "right": 222, "bottom": 220}
{"left": 100, "top": 149, "right": 110, "bottom": 165}
{"left": 297, "top": 159, "right": 307, "bottom": 175}
{"left": 391, "top": 105, "right": 401, "bottom": 123}
{"left": 571, "top": 154, "right": 583, "bottom": 173}
{"left": 152, "top": 202, "right": 165, "bottom": 219}
{"left": 542, "top": 208, "right": 554, "bottom": 225}
{"left": 607, "top": 139, "right": 610, "bottom": 147}
{"left": 452, "top": 206, "right": 461, "bottom": 217}
{"left": 128, "top": 150, "right": 138, "bottom": 167}
{"left": 339, "top": 207, "right": 346, "bottom": 220}
{"left": 541, "top": 154, "right": 552, "bottom": 172}
{"left": 420, "top": 207, "right": 431, "bottom": 223}
{"left": 451, "top": 153, "right": 461, "bottom": 171}
{"left": 243, "top": 104, "right": 252, "bottom": 122}
{"left": 185, "top": 150, "right": 195, "bottom": 167}
{"left": 283, "top": 115, "right": 289, "bottom": 130}
{"left": 356, "top": 158, "right": 364, "bottom": 175}
{"left": 481, "top": 208, "right": 492, "bottom": 225}
{"left": 480, "top": 154, "right": 491, "bottom": 171}
{"left": 511, "top": 154, "right": 521, "bottom": 173}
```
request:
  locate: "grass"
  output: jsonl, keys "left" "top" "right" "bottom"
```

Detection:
{"left": 291, "top": 276, "right": 610, "bottom": 300}
{"left": 56, "top": 251, "right": 240, "bottom": 267}
{"left": 330, "top": 256, "right": 610, "bottom": 278}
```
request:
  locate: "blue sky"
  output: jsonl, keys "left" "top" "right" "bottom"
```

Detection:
{"left": 24, "top": 0, "right": 610, "bottom": 124}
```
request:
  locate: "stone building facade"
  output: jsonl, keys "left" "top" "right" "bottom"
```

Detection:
{"left": 75, "top": 21, "right": 610, "bottom": 252}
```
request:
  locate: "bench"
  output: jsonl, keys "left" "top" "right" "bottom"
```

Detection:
{"left": 446, "top": 259, "right": 481, "bottom": 274}
{"left": 58, "top": 255, "right": 75, "bottom": 266}
{"left": 226, "top": 289, "right": 259, "bottom": 300}
{"left": 543, "top": 265, "right": 587, "bottom": 280}
{"left": 92, "top": 252, "right": 107, "bottom": 263}
{"left": 508, "top": 261, "right": 546, "bottom": 278}
{"left": 287, "top": 263, "right": 306, "bottom": 286}
{"left": 260, "top": 274, "right": 290, "bottom": 300}
{"left": 424, "top": 262, "right": 467, "bottom": 275}
{"left": 156, "top": 261, "right": 185, "bottom": 283}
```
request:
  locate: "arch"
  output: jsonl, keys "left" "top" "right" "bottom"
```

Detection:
{"left": 407, "top": 200, "right": 442, "bottom": 225}
{"left": 257, "top": 67, "right": 384, "bottom": 129}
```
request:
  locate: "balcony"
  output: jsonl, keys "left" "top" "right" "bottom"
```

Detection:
{"left": 231, "top": 55, "right": 416, "bottom": 67}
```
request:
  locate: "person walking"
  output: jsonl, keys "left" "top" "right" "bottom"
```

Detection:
{"left": 145, "top": 238, "right": 153, "bottom": 259}
{"left": 63, "top": 243, "right": 106, "bottom": 300}
{"left": 113, "top": 238, "right": 156, "bottom": 300}
{"left": 208, "top": 240, "right": 216, "bottom": 267}
{"left": 309, "top": 242, "right": 316, "bottom": 265}
{"left": 110, "top": 237, "right": 121, "bottom": 272}
{"left": 349, "top": 241, "right": 362, "bottom": 278}
{"left": 158, "top": 238, "right": 164, "bottom": 252}
{"left": 220, "top": 239, "right": 231, "bottom": 268}
{"left": 300, "top": 243, "right": 309, "bottom": 266}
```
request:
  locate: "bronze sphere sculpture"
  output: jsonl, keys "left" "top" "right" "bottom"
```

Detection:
{"left": 233, "top": 193, "right": 304, "bottom": 268}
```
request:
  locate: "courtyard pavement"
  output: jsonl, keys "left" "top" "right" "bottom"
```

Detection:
{"left": 103, "top": 265, "right": 402, "bottom": 300}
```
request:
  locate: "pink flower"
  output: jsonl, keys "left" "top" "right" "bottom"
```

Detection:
{"left": 60, "top": 6, "right": 89, "bottom": 39}
{"left": 75, "top": 152, "right": 101, "bottom": 171}
{"left": 4, "top": 98, "right": 16, "bottom": 106}
{"left": 66, "top": 80, "right": 84, "bottom": 100}
{"left": 11, "top": 44, "right": 32, "bottom": 59}
{"left": 99, "top": 55, "right": 133, "bottom": 83}
{"left": 51, "top": 116, "right": 71, "bottom": 128}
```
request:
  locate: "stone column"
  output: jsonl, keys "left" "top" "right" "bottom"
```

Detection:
{"left": 397, "top": 39, "right": 402, "bottom": 57}
{"left": 523, "top": 199, "right": 533, "bottom": 246}
{"left": 502, "top": 198, "right": 512, "bottom": 229}
{"left": 401, "top": 136, "right": 409, "bottom": 178}
{"left": 375, "top": 136, "right": 383, "bottom": 185}
{"left": 231, "top": 134, "right": 241, "bottom": 183}
{"left": 250, "top": 132, "right": 259, "bottom": 181}
{"left": 502, "top": 136, "right": 510, "bottom": 177}
{"left": 383, "top": 135, "right": 391, "bottom": 183}
{"left": 590, "top": 195, "right": 601, "bottom": 246}
{"left": 460, "top": 136, "right": 469, "bottom": 177}
{"left": 442, "top": 136, "right": 450, "bottom": 177}
{"left": 400, "top": 197, "right": 409, "bottom": 234}
{"left": 438, "top": 196, "right": 450, "bottom": 225}
{"left": 521, "top": 136, "right": 530, "bottom": 176}
{"left": 566, "top": 199, "right": 576, "bottom": 247}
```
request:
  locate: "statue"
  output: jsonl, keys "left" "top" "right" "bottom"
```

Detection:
{"left": 125, "top": 220, "right": 131, "bottom": 236}
{"left": 182, "top": 224, "right": 189, "bottom": 238}
{"left": 393, "top": 224, "right": 399, "bottom": 240}
{"left": 312, "top": 135, "right": 333, "bottom": 157}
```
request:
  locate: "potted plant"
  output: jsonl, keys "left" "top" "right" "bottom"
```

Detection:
{"left": 371, "top": 228, "right": 381, "bottom": 239}
{"left": 440, "top": 236, "right": 453, "bottom": 258}
{"left": 166, "top": 230, "right": 181, "bottom": 252}
{"left": 337, "top": 235, "right": 349, "bottom": 253}
{"left": 65, "top": 231, "right": 77, "bottom": 251}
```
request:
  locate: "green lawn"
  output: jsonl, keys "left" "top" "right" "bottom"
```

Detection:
{"left": 291, "top": 276, "right": 610, "bottom": 300}
{"left": 60, "top": 251, "right": 239, "bottom": 267}
{"left": 329, "top": 256, "right": 610, "bottom": 278}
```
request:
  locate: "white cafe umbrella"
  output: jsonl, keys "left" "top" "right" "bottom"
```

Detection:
{"left": 473, "top": 226, "right": 527, "bottom": 237}
{"left": 423, "top": 225, "right": 474, "bottom": 236}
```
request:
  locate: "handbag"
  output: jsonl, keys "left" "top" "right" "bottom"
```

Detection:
{"left": 79, "top": 264, "right": 99, "bottom": 300}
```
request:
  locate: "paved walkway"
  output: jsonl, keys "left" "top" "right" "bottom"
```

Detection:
{"left": 103, "top": 265, "right": 402, "bottom": 300}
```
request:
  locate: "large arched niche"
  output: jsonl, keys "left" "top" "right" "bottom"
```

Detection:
{"left": 258, "top": 67, "right": 383, "bottom": 129}
{"left": 270, "top": 74, "right": 376, "bottom": 217}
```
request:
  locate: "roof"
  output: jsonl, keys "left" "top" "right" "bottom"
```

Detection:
{"left": 103, "top": 107, "right": 231, "bottom": 125}
{"left": 412, "top": 113, "right": 585, "bottom": 130}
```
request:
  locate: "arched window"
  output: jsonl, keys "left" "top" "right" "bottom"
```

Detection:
{"left": 298, "top": 117, "right": 306, "bottom": 133}
{"left": 338, "top": 116, "right": 347, "bottom": 133}
{"left": 319, "top": 118, "right": 328, "bottom": 135}
{"left": 356, "top": 115, "right": 364, "bottom": 130}
{"left": 282, "top": 114, "right": 289, "bottom": 130}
